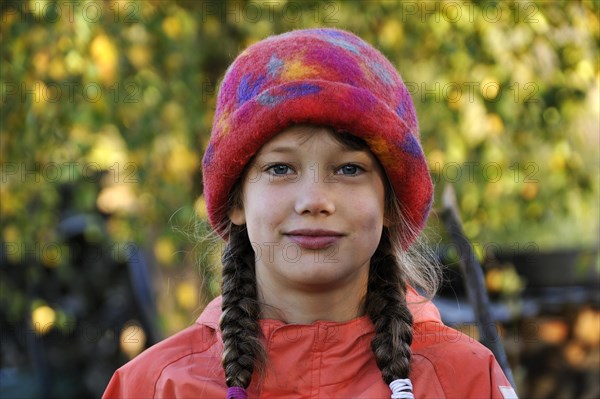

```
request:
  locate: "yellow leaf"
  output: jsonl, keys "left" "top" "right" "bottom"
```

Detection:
{"left": 32, "top": 305, "right": 55, "bottom": 335}
{"left": 176, "top": 281, "right": 198, "bottom": 311}
{"left": 90, "top": 33, "right": 118, "bottom": 85}
{"left": 154, "top": 237, "right": 175, "bottom": 266}
{"left": 162, "top": 16, "right": 182, "bottom": 39}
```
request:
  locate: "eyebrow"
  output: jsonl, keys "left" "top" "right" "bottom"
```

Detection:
{"left": 261, "top": 145, "right": 296, "bottom": 154}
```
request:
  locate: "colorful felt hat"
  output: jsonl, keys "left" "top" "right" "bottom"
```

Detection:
{"left": 202, "top": 28, "right": 433, "bottom": 249}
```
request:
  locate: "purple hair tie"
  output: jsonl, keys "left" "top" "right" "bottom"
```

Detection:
{"left": 227, "top": 386, "right": 248, "bottom": 399}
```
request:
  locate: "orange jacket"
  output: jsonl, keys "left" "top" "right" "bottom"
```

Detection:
{"left": 103, "top": 288, "right": 515, "bottom": 398}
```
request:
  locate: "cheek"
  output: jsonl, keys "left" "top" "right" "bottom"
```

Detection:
{"left": 361, "top": 210, "right": 384, "bottom": 236}
{"left": 352, "top": 190, "right": 385, "bottom": 229}
{"left": 244, "top": 186, "right": 288, "bottom": 233}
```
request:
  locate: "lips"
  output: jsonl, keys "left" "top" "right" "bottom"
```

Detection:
{"left": 284, "top": 229, "right": 344, "bottom": 250}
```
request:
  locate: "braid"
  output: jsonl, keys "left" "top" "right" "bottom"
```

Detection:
{"left": 366, "top": 227, "right": 414, "bottom": 384}
{"left": 220, "top": 224, "right": 265, "bottom": 389}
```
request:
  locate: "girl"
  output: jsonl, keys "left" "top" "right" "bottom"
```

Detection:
{"left": 103, "top": 28, "right": 515, "bottom": 398}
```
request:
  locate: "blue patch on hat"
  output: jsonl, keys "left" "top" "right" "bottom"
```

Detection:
{"left": 365, "top": 59, "right": 394, "bottom": 86}
{"left": 258, "top": 83, "right": 321, "bottom": 107}
{"left": 313, "top": 29, "right": 350, "bottom": 40}
{"left": 311, "top": 29, "right": 361, "bottom": 54}
{"left": 396, "top": 101, "right": 407, "bottom": 119}
{"left": 324, "top": 37, "right": 360, "bottom": 54}
{"left": 267, "top": 55, "right": 284, "bottom": 78}
{"left": 237, "top": 73, "right": 267, "bottom": 105}
{"left": 203, "top": 142, "right": 215, "bottom": 167}
{"left": 399, "top": 134, "right": 423, "bottom": 157}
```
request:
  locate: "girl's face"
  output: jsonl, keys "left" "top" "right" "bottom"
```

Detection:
{"left": 229, "top": 125, "right": 387, "bottom": 296}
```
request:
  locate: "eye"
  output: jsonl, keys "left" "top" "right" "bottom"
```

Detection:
{"left": 336, "top": 164, "right": 363, "bottom": 176}
{"left": 266, "top": 164, "right": 293, "bottom": 175}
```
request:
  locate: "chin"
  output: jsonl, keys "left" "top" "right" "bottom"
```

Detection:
{"left": 286, "top": 261, "right": 366, "bottom": 289}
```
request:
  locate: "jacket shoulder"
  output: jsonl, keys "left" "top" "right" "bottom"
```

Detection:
{"left": 102, "top": 322, "right": 220, "bottom": 399}
{"left": 412, "top": 321, "right": 513, "bottom": 398}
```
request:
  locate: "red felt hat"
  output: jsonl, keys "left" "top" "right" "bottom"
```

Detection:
{"left": 202, "top": 28, "right": 433, "bottom": 249}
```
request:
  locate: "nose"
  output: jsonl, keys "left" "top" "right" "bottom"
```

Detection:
{"left": 294, "top": 178, "right": 336, "bottom": 216}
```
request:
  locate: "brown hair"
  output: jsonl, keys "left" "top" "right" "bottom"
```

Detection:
{"left": 219, "top": 224, "right": 265, "bottom": 388}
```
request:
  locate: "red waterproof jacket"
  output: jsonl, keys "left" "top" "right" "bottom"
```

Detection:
{"left": 103, "top": 288, "right": 516, "bottom": 398}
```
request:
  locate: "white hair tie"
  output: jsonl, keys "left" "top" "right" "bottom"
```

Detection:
{"left": 389, "top": 378, "right": 414, "bottom": 399}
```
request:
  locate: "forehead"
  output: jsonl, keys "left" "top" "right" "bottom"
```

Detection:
{"left": 258, "top": 125, "right": 366, "bottom": 155}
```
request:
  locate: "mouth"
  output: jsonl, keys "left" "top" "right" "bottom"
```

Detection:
{"left": 283, "top": 229, "right": 344, "bottom": 250}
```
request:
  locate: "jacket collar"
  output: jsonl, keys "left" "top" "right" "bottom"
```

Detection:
{"left": 196, "top": 286, "right": 441, "bottom": 329}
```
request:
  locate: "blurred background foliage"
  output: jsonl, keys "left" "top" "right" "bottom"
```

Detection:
{"left": 0, "top": 0, "right": 599, "bottom": 396}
